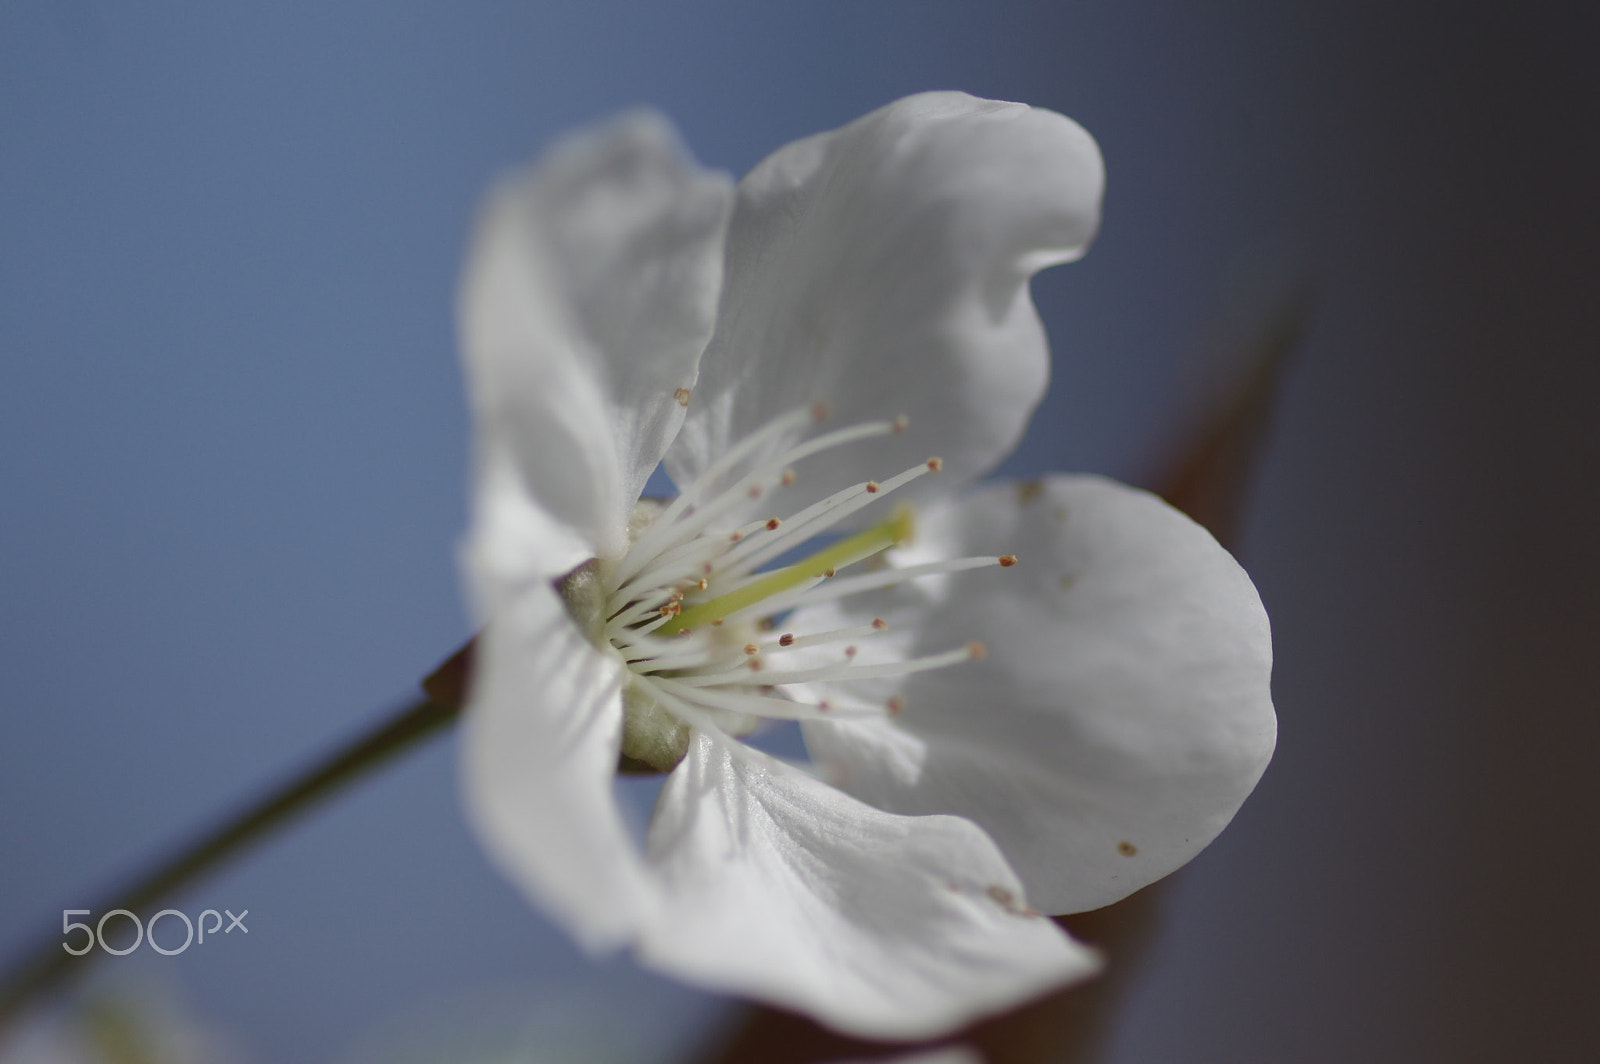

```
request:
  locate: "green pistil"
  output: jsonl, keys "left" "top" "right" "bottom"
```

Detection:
{"left": 663, "top": 506, "right": 914, "bottom": 635}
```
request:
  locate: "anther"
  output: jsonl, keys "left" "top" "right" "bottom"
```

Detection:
{"left": 748, "top": 658, "right": 763, "bottom": 672}
{"left": 781, "top": 469, "right": 797, "bottom": 486}
{"left": 659, "top": 602, "right": 682, "bottom": 618}
{"left": 673, "top": 387, "right": 692, "bottom": 406}
{"left": 748, "top": 485, "right": 762, "bottom": 499}
{"left": 729, "top": 531, "right": 743, "bottom": 542}
{"left": 998, "top": 554, "right": 1018, "bottom": 567}
{"left": 779, "top": 633, "right": 796, "bottom": 647}
{"left": 823, "top": 568, "right": 836, "bottom": 578}
{"left": 887, "top": 695, "right": 905, "bottom": 715}
{"left": 892, "top": 414, "right": 909, "bottom": 433}
{"left": 811, "top": 401, "right": 830, "bottom": 422}
{"left": 926, "top": 457, "right": 943, "bottom": 472}
{"left": 765, "top": 517, "right": 781, "bottom": 531}
{"left": 818, "top": 700, "right": 832, "bottom": 712}
{"left": 844, "top": 645, "right": 858, "bottom": 659}
{"left": 743, "top": 644, "right": 760, "bottom": 655}
{"left": 871, "top": 618, "right": 888, "bottom": 630}
{"left": 967, "top": 641, "right": 987, "bottom": 661}
{"left": 865, "top": 481, "right": 880, "bottom": 494}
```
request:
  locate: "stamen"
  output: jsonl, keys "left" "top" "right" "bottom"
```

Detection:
{"left": 610, "top": 404, "right": 821, "bottom": 586}
{"left": 711, "top": 484, "right": 871, "bottom": 579}
{"left": 614, "top": 414, "right": 908, "bottom": 593}
{"left": 645, "top": 675, "right": 879, "bottom": 722}
{"left": 591, "top": 407, "right": 1007, "bottom": 758}
{"left": 664, "top": 508, "right": 914, "bottom": 634}
{"left": 670, "top": 643, "right": 982, "bottom": 688}
{"left": 615, "top": 517, "right": 769, "bottom": 601}
{"left": 716, "top": 458, "right": 940, "bottom": 582}
{"left": 766, "top": 621, "right": 888, "bottom": 652}
{"left": 771, "top": 555, "right": 1013, "bottom": 614}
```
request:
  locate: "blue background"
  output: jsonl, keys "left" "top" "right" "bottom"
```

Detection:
{"left": 3, "top": 2, "right": 1597, "bottom": 1061}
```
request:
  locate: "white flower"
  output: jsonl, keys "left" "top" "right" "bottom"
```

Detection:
{"left": 458, "top": 92, "right": 1275, "bottom": 1039}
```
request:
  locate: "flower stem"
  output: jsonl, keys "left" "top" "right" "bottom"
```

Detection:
{"left": 0, "top": 641, "right": 474, "bottom": 1024}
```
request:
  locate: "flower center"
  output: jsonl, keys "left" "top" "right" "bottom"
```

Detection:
{"left": 563, "top": 403, "right": 1015, "bottom": 773}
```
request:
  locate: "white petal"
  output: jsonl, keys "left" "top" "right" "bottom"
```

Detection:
{"left": 637, "top": 733, "right": 1098, "bottom": 1040}
{"left": 461, "top": 578, "right": 658, "bottom": 951}
{"left": 800, "top": 476, "right": 1276, "bottom": 914}
{"left": 667, "top": 92, "right": 1103, "bottom": 516}
{"left": 462, "top": 112, "right": 732, "bottom": 571}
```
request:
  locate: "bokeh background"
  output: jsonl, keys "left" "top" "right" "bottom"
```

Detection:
{"left": 3, "top": 2, "right": 1597, "bottom": 1061}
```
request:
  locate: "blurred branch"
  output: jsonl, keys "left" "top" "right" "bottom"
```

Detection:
{"left": 1147, "top": 280, "right": 1309, "bottom": 547}
{"left": 0, "top": 645, "right": 473, "bottom": 1026}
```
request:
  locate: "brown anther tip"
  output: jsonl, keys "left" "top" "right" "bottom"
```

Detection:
{"left": 887, "top": 695, "right": 905, "bottom": 715}
{"left": 1118, "top": 840, "right": 1138, "bottom": 856}
{"left": 892, "top": 414, "right": 909, "bottom": 433}
{"left": 743, "top": 644, "right": 760, "bottom": 655}
{"left": 711, "top": 618, "right": 724, "bottom": 627}
{"left": 673, "top": 387, "right": 692, "bottom": 407}
{"left": 747, "top": 485, "right": 762, "bottom": 499}
{"left": 748, "top": 658, "right": 763, "bottom": 672}
{"left": 871, "top": 617, "right": 888, "bottom": 629}
{"left": 659, "top": 602, "right": 682, "bottom": 617}
{"left": 823, "top": 567, "right": 836, "bottom": 578}
{"left": 778, "top": 633, "right": 795, "bottom": 647}
{"left": 926, "top": 456, "right": 943, "bottom": 472}
{"left": 702, "top": 562, "right": 714, "bottom": 575}
{"left": 966, "top": 640, "right": 988, "bottom": 660}
{"left": 781, "top": 469, "right": 797, "bottom": 485}
{"left": 765, "top": 517, "right": 781, "bottom": 531}
{"left": 729, "top": 531, "right": 743, "bottom": 542}
{"left": 697, "top": 577, "right": 708, "bottom": 590}
{"left": 811, "top": 401, "right": 831, "bottom": 422}
{"left": 844, "top": 645, "right": 858, "bottom": 658}
{"left": 817, "top": 700, "right": 831, "bottom": 712}
{"left": 866, "top": 481, "right": 880, "bottom": 493}
{"left": 998, "top": 554, "right": 1018, "bottom": 567}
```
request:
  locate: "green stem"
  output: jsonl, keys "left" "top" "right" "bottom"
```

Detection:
{"left": 0, "top": 642, "right": 474, "bottom": 1024}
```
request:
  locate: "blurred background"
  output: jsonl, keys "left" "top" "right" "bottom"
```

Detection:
{"left": 3, "top": 1, "right": 1597, "bottom": 1061}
